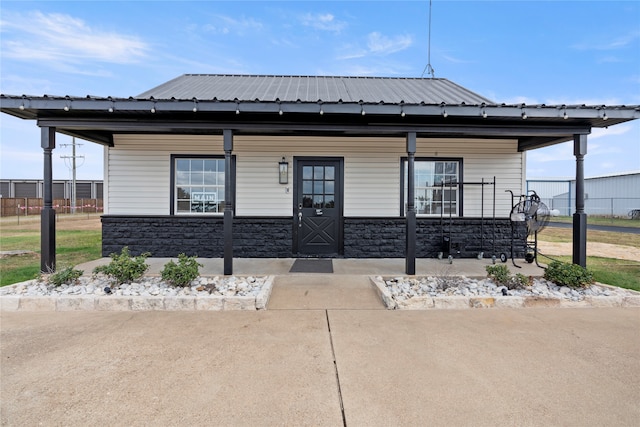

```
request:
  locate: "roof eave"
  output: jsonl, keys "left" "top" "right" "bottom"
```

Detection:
{"left": 2, "top": 95, "right": 639, "bottom": 124}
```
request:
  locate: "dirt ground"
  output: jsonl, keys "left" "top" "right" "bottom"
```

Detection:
{"left": 0, "top": 215, "right": 102, "bottom": 232}
{"left": 538, "top": 241, "right": 640, "bottom": 262}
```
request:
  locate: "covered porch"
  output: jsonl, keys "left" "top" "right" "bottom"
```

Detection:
{"left": 1, "top": 76, "right": 638, "bottom": 274}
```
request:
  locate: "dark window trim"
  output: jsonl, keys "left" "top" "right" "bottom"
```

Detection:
{"left": 400, "top": 157, "right": 464, "bottom": 217}
{"left": 169, "top": 154, "right": 236, "bottom": 215}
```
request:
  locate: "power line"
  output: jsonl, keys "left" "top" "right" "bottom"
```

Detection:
{"left": 60, "top": 137, "right": 85, "bottom": 214}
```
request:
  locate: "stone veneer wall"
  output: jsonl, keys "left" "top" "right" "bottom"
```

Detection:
{"left": 102, "top": 216, "right": 526, "bottom": 259}
{"left": 102, "top": 216, "right": 225, "bottom": 257}
{"left": 344, "top": 218, "right": 526, "bottom": 259}
{"left": 102, "top": 216, "right": 291, "bottom": 258}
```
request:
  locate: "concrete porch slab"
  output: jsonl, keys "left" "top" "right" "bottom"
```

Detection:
{"left": 268, "top": 275, "right": 385, "bottom": 310}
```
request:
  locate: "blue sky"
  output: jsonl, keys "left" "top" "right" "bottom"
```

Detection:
{"left": 1, "top": 0, "right": 639, "bottom": 180}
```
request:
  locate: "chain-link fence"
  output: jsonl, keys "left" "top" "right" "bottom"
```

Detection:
{"left": 0, "top": 198, "right": 103, "bottom": 217}
{"left": 539, "top": 197, "right": 640, "bottom": 219}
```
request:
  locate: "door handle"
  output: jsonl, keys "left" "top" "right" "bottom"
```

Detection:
{"left": 298, "top": 211, "right": 303, "bottom": 227}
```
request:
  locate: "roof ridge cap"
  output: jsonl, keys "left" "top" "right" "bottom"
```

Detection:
{"left": 181, "top": 73, "right": 449, "bottom": 80}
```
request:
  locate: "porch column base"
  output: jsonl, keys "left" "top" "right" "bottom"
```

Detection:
{"left": 572, "top": 212, "right": 587, "bottom": 267}
{"left": 405, "top": 211, "right": 416, "bottom": 275}
{"left": 41, "top": 208, "right": 56, "bottom": 272}
{"left": 223, "top": 210, "right": 233, "bottom": 275}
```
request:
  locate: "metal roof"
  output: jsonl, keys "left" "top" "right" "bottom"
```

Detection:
{"left": 136, "top": 74, "right": 495, "bottom": 105}
{"left": 1, "top": 74, "right": 638, "bottom": 150}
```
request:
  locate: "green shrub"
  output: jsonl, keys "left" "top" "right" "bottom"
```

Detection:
{"left": 544, "top": 260, "right": 594, "bottom": 288}
{"left": 160, "top": 253, "right": 202, "bottom": 287}
{"left": 486, "top": 264, "right": 510, "bottom": 285}
{"left": 486, "top": 265, "right": 531, "bottom": 290}
{"left": 47, "top": 266, "right": 84, "bottom": 287}
{"left": 514, "top": 273, "right": 532, "bottom": 288}
{"left": 93, "top": 246, "right": 150, "bottom": 284}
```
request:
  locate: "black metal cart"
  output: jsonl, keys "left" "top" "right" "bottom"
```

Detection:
{"left": 438, "top": 177, "right": 496, "bottom": 263}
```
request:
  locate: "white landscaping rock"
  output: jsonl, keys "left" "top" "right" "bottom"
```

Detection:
{"left": 1, "top": 275, "right": 273, "bottom": 311}
{"left": 372, "top": 276, "right": 639, "bottom": 310}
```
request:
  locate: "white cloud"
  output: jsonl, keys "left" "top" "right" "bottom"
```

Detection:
{"left": 202, "top": 15, "right": 264, "bottom": 35}
{"left": 589, "top": 124, "right": 633, "bottom": 140}
{"left": 0, "top": 11, "right": 149, "bottom": 66}
{"left": 597, "top": 55, "right": 624, "bottom": 64}
{"left": 299, "top": 13, "right": 347, "bottom": 33}
{"left": 546, "top": 97, "right": 622, "bottom": 106}
{"left": 337, "top": 31, "right": 413, "bottom": 60}
{"left": 502, "top": 96, "right": 540, "bottom": 105}
{"left": 527, "top": 142, "right": 574, "bottom": 163}
{"left": 441, "top": 53, "right": 470, "bottom": 64}
{"left": 572, "top": 30, "right": 640, "bottom": 51}
{"left": 336, "top": 44, "right": 368, "bottom": 60}
{"left": 367, "top": 32, "right": 412, "bottom": 55}
{"left": 599, "top": 162, "right": 616, "bottom": 170}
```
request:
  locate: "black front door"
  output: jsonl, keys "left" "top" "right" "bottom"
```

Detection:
{"left": 294, "top": 158, "right": 343, "bottom": 256}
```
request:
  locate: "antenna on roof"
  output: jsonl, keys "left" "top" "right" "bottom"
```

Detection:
{"left": 421, "top": 0, "right": 436, "bottom": 78}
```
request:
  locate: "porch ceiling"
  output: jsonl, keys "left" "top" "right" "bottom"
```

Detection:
{"left": 1, "top": 94, "right": 638, "bottom": 151}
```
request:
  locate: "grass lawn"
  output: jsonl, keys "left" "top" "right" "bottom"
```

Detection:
{"left": 536, "top": 226, "right": 640, "bottom": 291}
{"left": 537, "top": 254, "right": 640, "bottom": 292}
{"left": 0, "top": 215, "right": 102, "bottom": 287}
{"left": 539, "top": 227, "right": 640, "bottom": 247}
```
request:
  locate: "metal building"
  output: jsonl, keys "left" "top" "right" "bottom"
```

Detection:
{"left": 0, "top": 179, "right": 103, "bottom": 200}
{"left": 527, "top": 171, "right": 640, "bottom": 217}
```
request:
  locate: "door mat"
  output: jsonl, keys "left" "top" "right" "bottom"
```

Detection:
{"left": 289, "top": 259, "right": 333, "bottom": 273}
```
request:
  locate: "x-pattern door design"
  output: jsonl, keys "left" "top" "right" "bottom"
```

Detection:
{"left": 294, "top": 158, "right": 343, "bottom": 256}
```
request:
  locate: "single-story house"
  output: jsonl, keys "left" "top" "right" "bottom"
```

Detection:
{"left": 1, "top": 75, "right": 638, "bottom": 274}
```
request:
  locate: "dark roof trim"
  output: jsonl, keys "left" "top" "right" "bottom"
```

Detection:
{"left": 36, "top": 117, "right": 592, "bottom": 137}
{"left": 2, "top": 94, "right": 638, "bottom": 127}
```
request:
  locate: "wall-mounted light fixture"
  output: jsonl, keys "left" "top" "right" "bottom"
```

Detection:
{"left": 279, "top": 157, "right": 289, "bottom": 184}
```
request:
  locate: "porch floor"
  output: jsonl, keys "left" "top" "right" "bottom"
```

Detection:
{"left": 76, "top": 257, "right": 546, "bottom": 278}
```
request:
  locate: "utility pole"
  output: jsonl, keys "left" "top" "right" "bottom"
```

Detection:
{"left": 61, "top": 138, "right": 84, "bottom": 214}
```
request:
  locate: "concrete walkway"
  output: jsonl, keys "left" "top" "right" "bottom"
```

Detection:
{"left": 1, "top": 308, "right": 638, "bottom": 426}
{"left": 5, "top": 257, "right": 637, "bottom": 425}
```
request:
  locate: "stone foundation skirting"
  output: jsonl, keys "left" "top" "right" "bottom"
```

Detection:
{"left": 102, "top": 215, "right": 526, "bottom": 259}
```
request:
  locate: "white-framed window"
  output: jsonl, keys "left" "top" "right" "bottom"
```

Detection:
{"left": 402, "top": 158, "right": 462, "bottom": 216}
{"left": 172, "top": 156, "right": 225, "bottom": 214}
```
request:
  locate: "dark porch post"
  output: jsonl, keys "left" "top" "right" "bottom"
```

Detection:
{"left": 573, "top": 134, "right": 587, "bottom": 267}
{"left": 406, "top": 132, "right": 417, "bottom": 275}
{"left": 223, "top": 129, "right": 234, "bottom": 275}
{"left": 41, "top": 127, "right": 56, "bottom": 272}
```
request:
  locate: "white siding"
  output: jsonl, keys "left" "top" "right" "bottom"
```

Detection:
{"left": 234, "top": 137, "right": 403, "bottom": 217}
{"left": 106, "top": 134, "right": 522, "bottom": 218}
{"left": 416, "top": 139, "right": 522, "bottom": 216}
{"left": 107, "top": 135, "right": 223, "bottom": 214}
